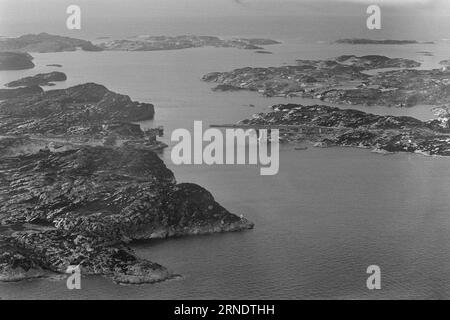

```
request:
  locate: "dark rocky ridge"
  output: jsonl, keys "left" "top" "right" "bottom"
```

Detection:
{"left": 0, "top": 145, "right": 253, "bottom": 283}
{"left": 0, "top": 52, "right": 34, "bottom": 70}
{"left": 0, "top": 83, "right": 154, "bottom": 138}
{"left": 0, "top": 33, "right": 102, "bottom": 53}
{"left": 5, "top": 72, "right": 67, "bottom": 87}
{"left": 239, "top": 104, "right": 450, "bottom": 156}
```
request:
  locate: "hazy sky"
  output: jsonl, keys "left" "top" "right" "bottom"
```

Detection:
{"left": 0, "top": 0, "right": 448, "bottom": 38}
{"left": 0, "top": 0, "right": 448, "bottom": 20}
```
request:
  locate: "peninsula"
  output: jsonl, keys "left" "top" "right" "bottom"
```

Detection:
{"left": 0, "top": 82, "right": 254, "bottom": 283}
{"left": 237, "top": 104, "right": 450, "bottom": 156}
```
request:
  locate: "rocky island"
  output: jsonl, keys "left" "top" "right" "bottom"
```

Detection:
{"left": 5, "top": 72, "right": 67, "bottom": 87}
{"left": 336, "top": 39, "right": 425, "bottom": 45}
{"left": 0, "top": 52, "right": 34, "bottom": 70}
{"left": 0, "top": 81, "right": 254, "bottom": 283}
{"left": 238, "top": 104, "right": 450, "bottom": 156}
{"left": 98, "top": 35, "right": 280, "bottom": 51}
{"left": 0, "top": 33, "right": 102, "bottom": 53}
{"left": 202, "top": 55, "right": 450, "bottom": 108}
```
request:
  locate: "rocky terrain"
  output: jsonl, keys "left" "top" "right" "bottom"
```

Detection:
{"left": 431, "top": 106, "right": 450, "bottom": 129}
{"left": 336, "top": 39, "right": 424, "bottom": 45}
{"left": 0, "top": 80, "right": 254, "bottom": 283}
{"left": 98, "top": 35, "right": 280, "bottom": 51}
{"left": 0, "top": 33, "right": 102, "bottom": 53}
{"left": 239, "top": 104, "right": 450, "bottom": 156}
{"left": 0, "top": 83, "right": 154, "bottom": 138}
{"left": 0, "top": 144, "right": 253, "bottom": 283}
{"left": 296, "top": 55, "right": 420, "bottom": 70}
{"left": 202, "top": 55, "right": 450, "bottom": 108}
{"left": 5, "top": 72, "right": 67, "bottom": 87}
{"left": 0, "top": 52, "right": 34, "bottom": 70}
{"left": 0, "top": 86, "right": 43, "bottom": 100}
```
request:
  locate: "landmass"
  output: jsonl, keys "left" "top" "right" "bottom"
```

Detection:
{"left": 0, "top": 144, "right": 253, "bottom": 283}
{"left": 0, "top": 81, "right": 254, "bottom": 283}
{"left": 0, "top": 86, "right": 43, "bottom": 100}
{"left": 416, "top": 51, "right": 434, "bottom": 57}
{"left": 5, "top": 71, "right": 67, "bottom": 87}
{"left": 202, "top": 55, "right": 450, "bottom": 108}
{"left": 0, "top": 52, "right": 34, "bottom": 70}
{"left": 336, "top": 39, "right": 425, "bottom": 45}
{"left": 0, "top": 83, "right": 155, "bottom": 138}
{"left": 237, "top": 104, "right": 450, "bottom": 156}
{"left": 0, "top": 33, "right": 102, "bottom": 53}
{"left": 98, "top": 35, "right": 280, "bottom": 51}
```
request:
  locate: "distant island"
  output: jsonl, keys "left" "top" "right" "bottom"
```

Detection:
{"left": 201, "top": 55, "right": 450, "bottom": 108}
{"left": 0, "top": 33, "right": 280, "bottom": 54}
{"left": 0, "top": 33, "right": 102, "bottom": 53}
{"left": 237, "top": 104, "right": 450, "bottom": 156}
{"left": 335, "top": 39, "right": 432, "bottom": 45}
{"left": 98, "top": 35, "right": 281, "bottom": 51}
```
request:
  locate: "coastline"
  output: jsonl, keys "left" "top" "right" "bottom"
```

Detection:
{"left": 0, "top": 30, "right": 449, "bottom": 299}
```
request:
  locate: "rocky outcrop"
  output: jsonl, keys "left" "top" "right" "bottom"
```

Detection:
{"left": 5, "top": 72, "right": 67, "bottom": 87}
{"left": 0, "top": 33, "right": 102, "bottom": 53}
{"left": 430, "top": 106, "right": 450, "bottom": 129}
{"left": 0, "top": 52, "right": 34, "bottom": 70}
{"left": 0, "top": 145, "right": 253, "bottom": 283}
{"left": 238, "top": 104, "right": 450, "bottom": 156}
{"left": 0, "top": 83, "right": 154, "bottom": 137}
{"left": 0, "top": 86, "right": 43, "bottom": 100}
{"left": 99, "top": 35, "right": 280, "bottom": 51}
